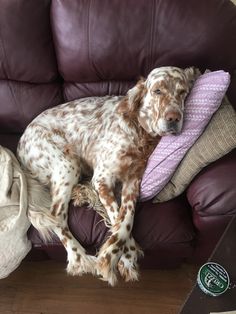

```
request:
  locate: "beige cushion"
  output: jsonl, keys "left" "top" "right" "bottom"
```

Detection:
{"left": 0, "top": 146, "right": 31, "bottom": 278}
{"left": 153, "top": 96, "right": 236, "bottom": 203}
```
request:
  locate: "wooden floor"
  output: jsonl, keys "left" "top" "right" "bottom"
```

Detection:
{"left": 0, "top": 261, "right": 198, "bottom": 314}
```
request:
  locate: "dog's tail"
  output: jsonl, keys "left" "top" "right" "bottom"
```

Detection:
{"left": 26, "top": 174, "right": 57, "bottom": 242}
{"left": 72, "top": 182, "right": 111, "bottom": 228}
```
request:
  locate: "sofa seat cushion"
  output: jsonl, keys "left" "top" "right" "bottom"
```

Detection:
{"left": 28, "top": 195, "right": 195, "bottom": 265}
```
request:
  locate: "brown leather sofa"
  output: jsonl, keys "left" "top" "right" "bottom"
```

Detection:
{"left": 1, "top": 0, "right": 236, "bottom": 269}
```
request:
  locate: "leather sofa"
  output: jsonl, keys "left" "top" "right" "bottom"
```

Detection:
{"left": 1, "top": 0, "right": 236, "bottom": 269}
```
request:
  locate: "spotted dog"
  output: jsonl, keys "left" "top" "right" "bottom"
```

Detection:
{"left": 17, "top": 66, "right": 198, "bottom": 286}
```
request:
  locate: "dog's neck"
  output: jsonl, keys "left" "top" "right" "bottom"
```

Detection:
{"left": 135, "top": 119, "right": 161, "bottom": 161}
{"left": 120, "top": 107, "right": 161, "bottom": 163}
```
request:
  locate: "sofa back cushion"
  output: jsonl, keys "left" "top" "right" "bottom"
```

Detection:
{"left": 51, "top": 0, "right": 236, "bottom": 105}
{"left": 0, "top": 0, "right": 63, "bottom": 137}
{"left": 1, "top": 0, "right": 236, "bottom": 143}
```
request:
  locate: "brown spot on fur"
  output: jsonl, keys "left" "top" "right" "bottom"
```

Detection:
{"left": 105, "top": 253, "right": 111, "bottom": 264}
{"left": 117, "top": 78, "right": 147, "bottom": 116}
{"left": 95, "top": 110, "right": 104, "bottom": 120}
{"left": 126, "top": 224, "right": 131, "bottom": 231}
{"left": 76, "top": 254, "right": 81, "bottom": 262}
{"left": 51, "top": 202, "right": 60, "bottom": 216}
{"left": 38, "top": 153, "right": 43, "bottom": 160}
{"left": 46, "top": 175, "right": 52, "bottom": 181}
{"left": 63, "top": 144, "right": 76, "bottom": 158}
{"left": 60, "top": 111, "right": 69, "bottom": 118}
{"left": 124, "top": 193, "right": 136, "bottom": 203}
{"left": 98, "top": 183, "right": 116, "bottom": 209}
{"left": 116, "top": 239, "right": 126, "bottom": 248}
{"left": 52, "top": 128, "right": 66, "bottom": 138}
{"left": 118, "top": 206, "right": 127, "bottom": 222}
{"left": 62, "top": 237, "right": 67, "bottom": 246}
{"left": 61, "top": 204, "right": 65, "bottom": 213}
{"left": 124, "top": 246, "right": 129, "bottom": 254}
{"left": 62, "top": 228, "right": 72, "bottom": 240}
{"left": 113, "top": 222, "right": 120, "bottom": 231}
{"left": 80, "top": 109, "right": 92, "bottom": 116}
{"left": 108, "top": 234, "right": 118, "bottom": 245}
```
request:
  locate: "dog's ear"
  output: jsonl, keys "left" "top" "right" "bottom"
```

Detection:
{"left": 184, "top": 67, "right": 201, "bottom": 87}
{"left": 117, "top": 78, "right": 146, "bottom": 115}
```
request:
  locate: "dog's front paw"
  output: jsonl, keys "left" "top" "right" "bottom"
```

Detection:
{"left": 118, "top": 255, "right": 139, "bottom": 282}
{"left": 96, "top": 246, "right": 122, "bottom": 286}
{"left": 118, "top": 238, "right": 143, "bottom": 282}
{"left": 67, "top": 254, "right": 97, "bottom": 276}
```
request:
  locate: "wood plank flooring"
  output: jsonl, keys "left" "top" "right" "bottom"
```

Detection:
{"left": 0, "top": 261, "right": 198, "bottom": 314}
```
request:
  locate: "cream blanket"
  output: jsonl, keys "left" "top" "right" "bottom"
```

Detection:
{"left": 0, "top": 145, "right": 32, "bottom": 278}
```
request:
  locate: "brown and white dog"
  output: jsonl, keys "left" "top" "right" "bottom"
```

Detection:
{"left": 17, "top": 66, "right": 197, "bottom": 286}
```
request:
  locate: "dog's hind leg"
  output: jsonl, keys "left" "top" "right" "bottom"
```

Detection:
{"left": 47, "top": 152, "right": 97, "bottom": 276}
{"left": 19, "top": 132, "right": 96, "bottom": 276}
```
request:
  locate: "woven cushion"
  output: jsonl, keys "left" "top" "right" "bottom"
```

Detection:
{"left": 153, "top": 96, "right": 236, "bottom": 203}
{"left": 140, "top": 70, "right": 230, "bottom": 202}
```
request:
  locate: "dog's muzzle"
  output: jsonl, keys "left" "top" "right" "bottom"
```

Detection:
{"left": 164, "top": 109, "right": 183, "bottom": 134}
{"left": 165, "top": 120, "right": 181, "bottom": 134}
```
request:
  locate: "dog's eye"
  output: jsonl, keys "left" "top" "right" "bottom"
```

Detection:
{"left": 154, "top": 89, "right": 162, "bottom": 95}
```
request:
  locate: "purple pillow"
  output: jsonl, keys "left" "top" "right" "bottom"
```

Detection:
{"left": 140, "top": 70, "right": 230, "bottom": 202}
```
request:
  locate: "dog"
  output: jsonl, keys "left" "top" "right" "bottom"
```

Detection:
{"left": 17, "top": 66, "right": 198, "bottom": 286}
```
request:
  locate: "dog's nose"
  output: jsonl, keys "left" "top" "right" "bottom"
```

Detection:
{"left": 165, "top": 111, "right": 181, "bottom": 123}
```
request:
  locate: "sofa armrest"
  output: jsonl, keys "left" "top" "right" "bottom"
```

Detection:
{"left": 185, "top": 149, "right": 236, "bottom": 262}
{"left": 186, "top": 148, "right": 236, "bottom": 218}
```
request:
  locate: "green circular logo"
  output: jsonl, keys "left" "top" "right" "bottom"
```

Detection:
{"left": 197, "top": 262, "right": 230, "bottom": 297}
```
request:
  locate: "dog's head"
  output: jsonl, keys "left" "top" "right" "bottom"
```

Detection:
{"left": 121, "top": 66, "right": 200, "bottom": 136}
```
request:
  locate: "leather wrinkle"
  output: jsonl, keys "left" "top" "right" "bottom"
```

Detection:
{"left": 5, "top": 79, "right": 26, "bottom": 132}
{"left": 148, "top": 0, "right": 156, "bottom": 73}
{"left": 63, "top": 79, "right": 136, "bottom": 85}
{"left": 0, "top": 27, "right": 9, "bottom": 80}
{"left": 87, "top": 0, "right": 104, "bottom": 82}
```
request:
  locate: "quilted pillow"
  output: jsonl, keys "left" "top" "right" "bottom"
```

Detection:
{"left": 140, "top": 70, "right": 230, "bottom": 202}
{"left": 153, "top": 96, "right": 236, "bottom": 203}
